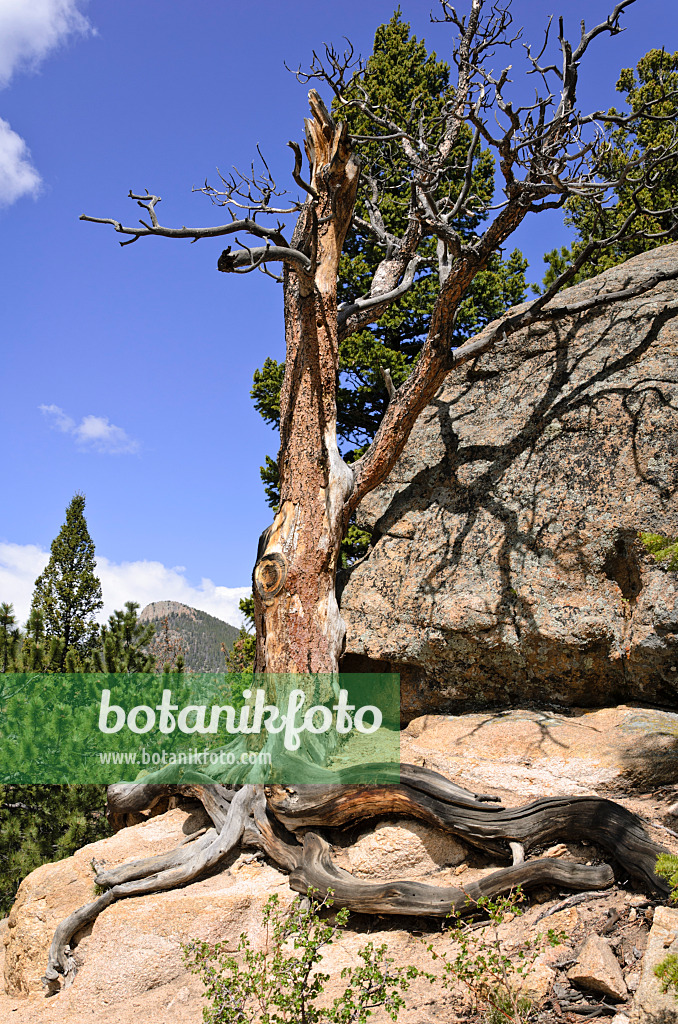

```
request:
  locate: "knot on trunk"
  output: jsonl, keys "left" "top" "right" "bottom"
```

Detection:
{"left": 255, "top": 552, "right": 288, "bottom": 602}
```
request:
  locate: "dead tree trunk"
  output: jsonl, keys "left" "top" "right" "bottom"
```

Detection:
{"left": 78, "top": 0, "right": 678, "bottom": 681}
{"left": 253, "top": 93, "right": 359, "bottom": 675}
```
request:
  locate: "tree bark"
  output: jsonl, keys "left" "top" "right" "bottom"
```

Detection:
{"left": 254, "top": 92, "right": 359, "bottom": 675}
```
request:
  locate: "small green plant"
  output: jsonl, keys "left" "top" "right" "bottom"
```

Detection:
{"left": 183, "top": 884, "right": 569, "bottom": 1024}
{"left": 182, "top": 889, "right": 425, "bottom": 1024}
{"left": 656, "top": 854, "right": 678, "bottom": 904}
{"left": 639, "top": 533, "right": 678, "bottom": 571}
{"left": 427, "top": 888, "right": 565, "bottom": 1024}
{"left": 655, "top": 954, "right": 678, "bottom": 997}
{"left": 655, "top": 854, "right": 678, "bottom": 1001}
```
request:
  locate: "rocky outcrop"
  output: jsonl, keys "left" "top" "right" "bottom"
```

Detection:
{"left": 3, "top": 709, "right": 677, "bottom": 1023}
{"left": 400, "top": 706, "right": 678, "bottom": 798}
{"left": 631, "top": 905, "right": 678, "bottom": 1023}
{"left": 139, "top": 601, "right": 240, "bottom": 672}
{"left": 0, "top": 806, "right": 478, "bottom": 1023}
{"left": 340, "top": 244, "right": 678, "bottom": 716}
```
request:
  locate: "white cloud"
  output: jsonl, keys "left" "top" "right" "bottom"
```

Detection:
{"left": 39, "top": 404, "right": 140, "bottom": 455}
{"left": 0, "top": 0, "right": 92, "bottom": 88}
{"left": 95, "top": 556, "right": 250, "bottom": 629}
{"left": 0, "top": 0, "right": 92, "bottom": 207}
{"left": 0, "top": 542, "right": 48, "bottom": 626}
{"left": 0, "top": 117, "right": 41, "bottom": 205}
{"left": 39, "top": 402, "right": 73, "bottom": 431}
{"left": 0, "top": 541, "right": 250, "bottom": 628}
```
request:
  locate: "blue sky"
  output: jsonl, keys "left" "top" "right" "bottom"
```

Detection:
{"left": 1, "top": 0, "right": 675, "bottom": 626}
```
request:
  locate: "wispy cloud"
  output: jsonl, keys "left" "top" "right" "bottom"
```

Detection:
{"left": 39, "top": 404, "right": 141, "bottom": 454}
{"left": 0, "top": 117, "right": 42, "bottom": 205}
{"left": 0, "top": 541, "right": 250, "bottom": 628}
{"left": 0, "top": 0, "right": 92, "bottom": 87}
{"left": 0, "top": 0, "right": 92, "bottom": 206}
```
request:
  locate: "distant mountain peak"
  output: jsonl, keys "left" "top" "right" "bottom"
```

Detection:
{"left": 139, "top": 600, "right": 198, "bottom": 623}
{"left": 139, "top": 600, "right": 239, "bottom": 672}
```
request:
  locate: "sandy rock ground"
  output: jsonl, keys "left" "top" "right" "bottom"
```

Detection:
{"left": 2, "top": 707, "right": 678, "bottom": 1024}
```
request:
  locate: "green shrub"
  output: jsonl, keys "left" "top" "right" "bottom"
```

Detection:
{"left": 183, "top": 889, "right": 424, "bottom": 1024}
{"left": 428, "top": 889, "right": 565, "bottom": 1024}
{"left": 184, "top": 885, "right": 568, "bottom": 1024}
{"left": 656, "top": 854, "right": 678, "bottom": 903}
{"left": 639, "top": 533, "right": 678, "bottom": 571}
{"left": 656, "top": 954, "right": 678, "bottom": 998}
{"left": 654, "top": 854, "right": 678, "bottom": 1000}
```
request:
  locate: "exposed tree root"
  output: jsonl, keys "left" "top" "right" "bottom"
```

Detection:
{"left": 266, "top": 783, "right": 667, "bottom": 892}
{"left": 42, "top": 786, "right": 254, "bottom": 989}
{"left": 288, "top": 832, "right": 615, "bottom": 916}
{"left": 42, "top": 764, "right": 670, "bottom": 991}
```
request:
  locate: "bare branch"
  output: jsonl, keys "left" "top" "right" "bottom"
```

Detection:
{"left": 287, "top": 140, "right": 319, "bottom": 200}
{"left": 81, "top": 191, "right": 291, "bottom": 248}
{"left": 381, "top": 367, "right": 396, "bottom": 403}
{"left": 338, "top": 256, "right": 423, "bottom": 338}
{"left": 217, "top": 243, "right": 312, "bottom": 275}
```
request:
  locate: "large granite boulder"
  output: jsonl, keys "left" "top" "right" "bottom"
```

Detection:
{"left": 340, "top": 245, "right": 678, "bottom": 717}
{"left": 0, "top": 807, "right": 474, "bottom": 1023}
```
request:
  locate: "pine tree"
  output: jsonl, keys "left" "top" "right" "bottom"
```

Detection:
{"left": 30, "top": 494, "right": 103, "bottom": 671}
{"left": 100, "top": 601, "right": 155, "bottom": 673}
{"left": 251, "top": 11, "right": 528, "bottom": 546}
{"left": 0, "top": 785, "right": 111, "bottom": 917}
{"left": 542, "top": 48, "right": 678, "bottom": 289}
{"left": 0, "top": 603, "right": 20, "bottom": 673}
{"left": 21, "top": 608, "right": 50, "bottom": 671}
{"left": 1, "top": 601, "right": 154, "bottom": 917}
{"left": 223, "top": 596, "right": 256, "bottom": 672}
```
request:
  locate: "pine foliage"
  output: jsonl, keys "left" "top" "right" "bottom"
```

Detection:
{"left": 0, "top": 785, "right": 111, "bottom": 918}
{"left": 0, "top": 603, "right": 20, "bottom": 673}
{"left": 542, "top": 49, "right": 678, "bottom": 289}
{"left": 29, "top": 494, "right": 103, "bottom": 671}
{"left": 100, "top": 601, "right": 156, "bottom": 673}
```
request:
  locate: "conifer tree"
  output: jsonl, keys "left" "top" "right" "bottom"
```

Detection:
{"left": 30, "top": 494, "right": 103, "bottom": 671}
{"left": 21, "top": 608, "right": 49, "bottom": 671}
{"left": 0, "top": 603, "right": 20, "bottom": 673}
{"left": 542, "top": 48, "right": 678, "bottom": 288}
{"left": 83, "top": 0, "right": 678, "bottom": 679}
{"left": 100, "top": 601, "right": 155, "bottom": 673}
{"left": 0, "top": 785, "right": 110, "bottom": 917}
{"left": 223, "top": 596, "right": 256, "bottom": 672}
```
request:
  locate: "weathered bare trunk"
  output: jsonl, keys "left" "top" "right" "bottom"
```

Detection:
{"left": 254, "top": 93, "right": 359, "bottom": 674}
